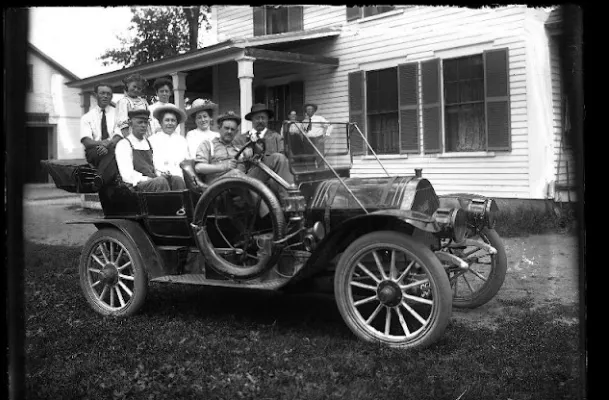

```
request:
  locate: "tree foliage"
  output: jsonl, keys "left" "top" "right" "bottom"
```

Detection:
{"left": 99, "top": 6, "right": 211, "bottom": 68}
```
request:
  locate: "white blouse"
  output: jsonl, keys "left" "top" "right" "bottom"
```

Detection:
{"left": 149, "top": 131, "right": 190, "bottom": 177}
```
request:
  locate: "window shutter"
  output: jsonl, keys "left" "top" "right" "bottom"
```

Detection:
{"left": 253, "top": 7, "right": 266, "bottom": 36}
{"left": 288, "top": 6, "right": 303, "bottom": 32}
{"left": 348, "top": 71, "right": 366, "bottom": 156}
{"left": 398, "top": 62, "right": 420, "bottom": 154}
{"left": 289, "top": 81, "right": 304, "bottom": 119}
{"left": 421, "top": 58, "right": 442, "bottom": 153}
{"left": 484, "top": 48, "right": 510, "bottom": 151}
{"left": 346, "top": 6, "right": 362, "bottom": 21}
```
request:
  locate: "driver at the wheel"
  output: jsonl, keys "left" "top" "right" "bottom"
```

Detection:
{"left": 194, "top": 111, "right": 293, "bottom": 205}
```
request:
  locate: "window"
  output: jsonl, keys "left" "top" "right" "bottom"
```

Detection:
{"left": 443, "top": 55, "right": 485, "bottom": 152}
{"left": 27, "top": 64, "right": 33, "bottom": 92}
{"left": 253, "top": 81, "right": 304, "bottom": 122}
{"left": 366, "top": 68, "right": 399, "bottom": 154}
{"left": 253, "top": 6, "right": 303, "bottom": 36}
{"left": 347, "top": 6, "right": 396, "bottom": 21}
{"left": 348, "top": 48, "right": 510, "bottom": 156}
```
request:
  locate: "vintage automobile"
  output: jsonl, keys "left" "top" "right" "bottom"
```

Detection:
{"left": 42, "top": 121, "right": 506, "bottom": 350}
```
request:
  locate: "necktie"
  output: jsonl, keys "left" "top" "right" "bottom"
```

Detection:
{"left": 306, "top": 120, "right": 312, "bottom": 132}
{"left": 101, "top": 109, "right": 109, "bottom": 140}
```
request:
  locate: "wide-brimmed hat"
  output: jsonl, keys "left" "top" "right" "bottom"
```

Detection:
{"left": 304, "top": 103, "right": 318, "bottom": 112}
{"left": 217, "top": 111, "right": 242, "bottom": 126}
{"left": 245, "top": 103, "right": 274, "bottom": 121}
{"left": 186, "top": 98, "right": 218, "bottom": 117}
{"left": 128, "top": 109, "right": 150, "bottom": 119}
{"left": 153, "top": 103, "right": 187, "bottom": 125}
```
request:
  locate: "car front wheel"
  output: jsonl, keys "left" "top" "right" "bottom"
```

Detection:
{"left": 79, "top": 228, "right": 148, "bottom": 316}
{"left": 334, "top": 231, "right": 452, "bottom": 349}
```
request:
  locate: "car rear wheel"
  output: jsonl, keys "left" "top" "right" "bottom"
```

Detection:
{"left": 447, "top": 228, "right": 507, "bottom": 308}
{"left": 334, "top": 231, "right": 452, "bottom": 349}
{"left": 79, "top": 228, "right": 148, "bottom": 316}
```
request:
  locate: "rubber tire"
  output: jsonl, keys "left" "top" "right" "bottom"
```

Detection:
{"left": 334, "top": 231, "right": 453, "bottom": 349}
{"left": 193, "top": 175, "right": 286, "bottom": 280}
{"left": 79, "top": 228, "right": 148, "bottom": 317}
{"left": 452, "top": 228, "right": 507, "bottom": 309}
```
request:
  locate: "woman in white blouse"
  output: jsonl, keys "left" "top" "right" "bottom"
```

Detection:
{"left": 148, "top": 103, "right": 188, "bottom": 189}
{"left": 185, "top": 98, "right": 219, "bottom": 159}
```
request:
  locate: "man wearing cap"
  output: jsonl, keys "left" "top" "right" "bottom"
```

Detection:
{"left": 302, "top": 103, "right": 333, "bottom": 167}
{"left": 114, "top": 109, "right": 173, "bottom": 191}
{"left": 148, "top": 103, "right": 188, "bottom": 189}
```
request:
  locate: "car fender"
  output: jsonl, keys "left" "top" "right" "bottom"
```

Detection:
{"left": 67, "top": 218, "right": 166, "bottom": 279}
{"left": 291, "top": 210, "right": 440, "bottom": 283}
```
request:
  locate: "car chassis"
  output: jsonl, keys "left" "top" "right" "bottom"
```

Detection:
{"left": 42, "top": 121, "right": 506, "bottom": 349}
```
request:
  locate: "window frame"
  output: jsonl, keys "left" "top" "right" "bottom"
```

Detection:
{"left": 253, "top": 6, "right": 304, "bottom": 37}
{"left": 365, "top": 67, "right": 400, "bottom": 155}
{"left": 346, "top": 6, "right": 397, "bottom": 22}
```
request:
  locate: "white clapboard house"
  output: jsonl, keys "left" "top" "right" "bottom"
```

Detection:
{"left": 67, "top": 5, "right": 575, "bottom": 203}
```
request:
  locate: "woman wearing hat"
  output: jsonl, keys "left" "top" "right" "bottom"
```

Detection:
{"left": 148, "top": 103, "right": 188, "bottom": 189}
{"left": 185, "top": 99, "right": 219, "bottom": 159}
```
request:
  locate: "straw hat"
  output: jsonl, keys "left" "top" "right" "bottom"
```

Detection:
{"left": 152, "top": 103, "right": 187, "bottom": 124}
{"left": 304, "top": 103, "right": 318, "bottom": 112}
{"left": 186, "top": 98, "right": 218, "bottom": 117}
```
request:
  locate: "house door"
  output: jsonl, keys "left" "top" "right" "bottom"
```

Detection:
{"left": 25, "top": 126, "right": 52, "bottom": 183}
{"left": 255, "top": 81, "right": 305, "bottom": 123}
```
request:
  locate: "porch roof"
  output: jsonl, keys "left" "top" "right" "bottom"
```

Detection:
{"left": 66, "top": 26, "right": 342, "bottom": 90}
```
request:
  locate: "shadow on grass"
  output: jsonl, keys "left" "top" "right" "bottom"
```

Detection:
{"left": 23, "top": 242, "right": 583, "bottom": 400}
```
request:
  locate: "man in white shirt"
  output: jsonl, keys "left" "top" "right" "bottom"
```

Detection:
{"left": 80, "top": 83, "right": 122, "bottom": 169}
{"left": 114, "top": 109, "right": 173, "bottom": 192}
{"left": 302, "top": 103, "right": 333, "bottom": 167}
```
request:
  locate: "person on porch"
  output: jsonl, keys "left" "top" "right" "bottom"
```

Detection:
{"left": 80, "top": 83, "right": 122, "bottom": 170}
{"left": 114, "top": 73, "right": 152, "bottom": 138}
{"left": 302, "top": 103, "right": 333, "bottom": 167}
{"left": 148, "top": 77, "right": 181, "bottom": 136}
{"left": 185, "top": 98, "right": 219, "bottom": 160}
{"left": 148, "top": 103, "right": 188, "bottom": 190}
{"left": 114, "top": 109, "right": 174, "bottom": 192}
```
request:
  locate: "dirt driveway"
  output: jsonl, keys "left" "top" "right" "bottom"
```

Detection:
{"left": 23, "top": 198, "right": 581, "bottom": 326}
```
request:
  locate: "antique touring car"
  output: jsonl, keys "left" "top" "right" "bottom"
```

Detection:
{"left": 42, "top": 122, "right": 506, "bottom": 349}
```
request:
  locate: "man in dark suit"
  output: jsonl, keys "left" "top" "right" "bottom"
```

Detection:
{"left": 235, "top": 104, "right": 294, "bottom": 199}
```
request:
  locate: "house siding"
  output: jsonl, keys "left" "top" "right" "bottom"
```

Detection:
{"left": 26, "top": 51, "right": 82, "bottom": 160}
{"left": 215, "top": 5, "right": 561, "bottom": 199}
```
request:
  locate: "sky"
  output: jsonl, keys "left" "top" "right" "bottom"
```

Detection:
{"left": 28, "top": 7, "right": 135, "bottom": 79}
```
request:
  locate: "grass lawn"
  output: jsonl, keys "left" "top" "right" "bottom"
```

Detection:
{"left": 23, "top": 242, "right": 583, "bottom": 400}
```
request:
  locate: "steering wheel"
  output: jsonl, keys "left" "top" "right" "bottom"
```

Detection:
{"left": 234, "top": 140, "right": 254, "bottom": 160}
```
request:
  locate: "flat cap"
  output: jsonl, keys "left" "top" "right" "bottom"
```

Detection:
{"left": 128, "top": 109, "right": 150, "bottom": 119}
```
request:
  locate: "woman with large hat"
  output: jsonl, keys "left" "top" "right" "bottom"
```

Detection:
{"left": 148, "top": 103, "right": 188, "bottom": 189}
{"left": 185, "top": 98, "right": 219, "bottom": 159}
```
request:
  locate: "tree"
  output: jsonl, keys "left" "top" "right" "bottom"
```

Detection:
{"left": 99, "top": 6, "right": 211, "bottom": 68}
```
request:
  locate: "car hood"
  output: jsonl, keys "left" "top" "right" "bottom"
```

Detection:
{"left": 306, "top": 176, "right": 440, "bottom": 215}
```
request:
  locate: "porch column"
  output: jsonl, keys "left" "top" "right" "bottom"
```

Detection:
{"left": 236, "top": 55, "right": 256, "bottom": 132}
{"left": 171, "top": 72, "right": 188, "bottom": 135}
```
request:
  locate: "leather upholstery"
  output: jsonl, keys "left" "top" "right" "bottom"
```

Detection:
{"left": 180, "top": 159, "right": 209, "bottom": 194}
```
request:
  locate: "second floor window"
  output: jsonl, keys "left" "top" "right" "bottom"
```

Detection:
{"left": 253, "top": 6, "right": 303, "bottom": 36}
{"left": 347, "top": 6, "right": 396, "bottom": 21}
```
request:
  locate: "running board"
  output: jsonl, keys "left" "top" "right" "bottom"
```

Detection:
{"left": 151, "top": 273, "right": 289, "bottom": 290}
